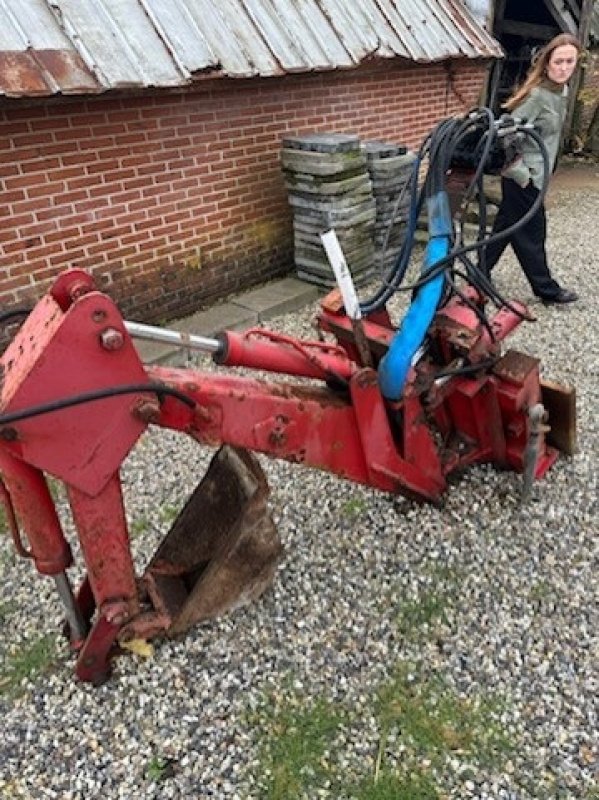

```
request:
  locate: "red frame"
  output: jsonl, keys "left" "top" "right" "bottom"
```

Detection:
{"left": 0, "top": 270, "right": 558, "bottom": 682}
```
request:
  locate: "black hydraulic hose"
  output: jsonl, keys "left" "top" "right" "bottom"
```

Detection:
{"left": 358, "top": 117, "right": 550, "bottom": 318}
{"left": 451, "top": 112, "right": 496, "bottom": 240}
{"left": 475, "top": 171, "right": 488, "bottom": 249}
{"left": 359, "top": 120, "right": 449, "bottom": 315}
{"left": 415, "top": 261, "right": 535, "bottom": 323}
{"left": 392, "top": 125, "right": 550, "bottom": 296}
{"left": 377, "top": 160, "right": 417, "bottom": 276}
{"left": 0, "top": 382, "right": 195, "bottom": 427}
{"left": 447, "top": 126, "right": 550, "bottom": 276}
{"left": 455, "top": 247, "right": 528, "bottom": 318}
{"left": 359, "top": 109, "right": 493, "bottom": 316}
{"left": 359, "top": 145, "right": 429, "bottom": 314}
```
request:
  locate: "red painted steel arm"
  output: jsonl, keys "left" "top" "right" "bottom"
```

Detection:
{"left": 147, "top": 364, "right": 448, "bottom": 502}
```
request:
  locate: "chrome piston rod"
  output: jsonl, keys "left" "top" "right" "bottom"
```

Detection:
{"left": 124, "top": 321, "right": 223, "bottom": 356}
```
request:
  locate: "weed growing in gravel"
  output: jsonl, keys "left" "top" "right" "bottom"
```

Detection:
{"left": 340, "top": 498, "right": 368, "bottom": 517}
{"left": 392, "top": 565, "right": 462, "bottom": 640}
{"left": 395, "top": 591, "right": 448, "bottom": 636}
{"left": 130, "top": 504, "right": 178, "bottom": 539}
{"left": 130, "top": 515, "right": 151, "bottom": 538}
{"left": 158, "top": 504, "right": 179, "bottom": 525}
{"left": 0, "top": 599, "right": 17, "bottom": 622}
{"left": 145, "top": 755, "right": 176, "bottom": 783}
{"left": 0, "top": 546, "right": 16, "bottom": 569}
{"left": 528, "top": 578, "right": 556, "bottom": 610}
{"left": 354, "top": 769, "right": 439, "bottom": 799}
{"left": 247, "top": 663, "right": 514, "bottom": 798}
{"left": 0, "top": 634, "right": 57, "bottom": 696}
{"left": 46, "top": 476, "right": 63, "bottom": 502}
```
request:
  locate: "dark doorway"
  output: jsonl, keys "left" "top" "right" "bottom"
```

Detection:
{"left": 488, "top": 0, "right": 577, "bottom": 112}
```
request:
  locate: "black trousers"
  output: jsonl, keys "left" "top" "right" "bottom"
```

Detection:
{"left": 482, "top": 177, "right": 561, "bottom": 299}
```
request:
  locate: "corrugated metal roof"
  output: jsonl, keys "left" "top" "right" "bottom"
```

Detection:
{"left": 0, "top": 0, "right": 503, "bottom": 99}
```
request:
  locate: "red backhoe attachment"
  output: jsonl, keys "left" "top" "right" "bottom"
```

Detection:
{"left": 0, "top": 269, "right": 575, "bottom": 684}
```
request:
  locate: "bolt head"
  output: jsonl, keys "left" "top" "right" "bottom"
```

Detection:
{"left": 100, "top": 328, "right": 125, "bottom": 351}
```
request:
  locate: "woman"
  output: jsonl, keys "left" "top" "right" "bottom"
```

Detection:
{"left": 483, "top": 33, "right": 581, "bottom": 304}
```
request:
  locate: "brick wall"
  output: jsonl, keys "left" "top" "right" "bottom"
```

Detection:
{"left": 0, "top": 58, "right": 487, "bottom": 323}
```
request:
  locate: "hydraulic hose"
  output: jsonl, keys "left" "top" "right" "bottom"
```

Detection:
{"left": 378, "top": 191, "right": 451, "bottom": 400}
{"left": 0, "top": 383, "right": 195, "bottom": 427}
{"left": 356, "top": 110, "right": 551, "bottom": 400}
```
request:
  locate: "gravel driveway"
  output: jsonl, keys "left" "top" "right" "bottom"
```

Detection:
{"left": 0, "top": 168, "right": 597, "bottom": 799}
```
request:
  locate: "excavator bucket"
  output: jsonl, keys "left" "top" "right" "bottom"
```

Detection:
{"left": 540, "top": 379, "right": 577, "bottom": 456}
{"left": 143, "top": 445, "right": 282, "bottom": 636}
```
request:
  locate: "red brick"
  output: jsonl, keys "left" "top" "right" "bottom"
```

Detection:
{"left": 0, "top": 59, "right": 487, "bottom": 317}
{"left": 26, "top": 181, "right": 66, "bottom": 200}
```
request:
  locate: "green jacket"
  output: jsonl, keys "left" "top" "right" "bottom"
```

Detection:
{"left": 503, "top": 81, "right": 568, "bottom": 191}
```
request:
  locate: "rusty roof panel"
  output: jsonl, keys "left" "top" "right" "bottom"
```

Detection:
{"left": 0, "top": 50, "right": 52, "bottom": 96}
{"left": 0, "top": 0, "right": 503, "bottom": 99}
{"left": 35, "top": 49, "right": 101, "bottom": 93}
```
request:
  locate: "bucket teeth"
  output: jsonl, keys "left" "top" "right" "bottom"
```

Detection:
{"left": 143, "top": 446, "right": 282, "bottom": 635}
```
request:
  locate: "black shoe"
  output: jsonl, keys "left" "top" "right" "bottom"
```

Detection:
{"left": 541, "top": 289, "right": 578, "bottom": 305}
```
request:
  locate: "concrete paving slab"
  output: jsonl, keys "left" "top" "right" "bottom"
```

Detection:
{"left": 230, "top": 277, "right": 321, "bottom": 322}
{"left": 132, "top": 276, "right": 322, "bottom": 365}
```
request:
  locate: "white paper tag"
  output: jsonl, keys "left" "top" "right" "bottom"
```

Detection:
{"left": 320, "top": 229, "right": 361, "bottom": 320}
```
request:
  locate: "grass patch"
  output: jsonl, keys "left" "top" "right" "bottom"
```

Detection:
{"left": 247, "top": 665, "right": 514, "bottom": 799}
{"left": 46, "top": 476, "right": 63, "bottom": 502}
{"left": 0, "top": 634, "right": 57, "bottom": 696}
{"left": 353, "top": 769, "right": 439, "bottom": 800}
{"left": 395, "top": 591, "right": 448, "bottom": 637}
{"left": 249, "top": 694, "right": 347, "bottom": 799}
{"left": 528, "top": 579, "right": 556, "bottom": 609}
{"left": 0, "top": 600, "right": 18, "bottom": 622}
{"left": 393, "top": 566, "right": 464, "bottom": 640}
{"left": 374, "top": 665, "right": 513, "bottom": 772}
{"left": 130, "top": 504, "right": 179, "bottom": 538}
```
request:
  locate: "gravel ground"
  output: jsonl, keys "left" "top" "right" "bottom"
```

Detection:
{"left": 0, "top": 179, "right": 597, "bottom": 799}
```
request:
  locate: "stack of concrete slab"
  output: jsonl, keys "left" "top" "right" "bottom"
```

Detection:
{"left": 363, "top": 141, "right": 416, "bottom": 274}
{"left": 281, "top": 133, "right": 376, "bottom": 287}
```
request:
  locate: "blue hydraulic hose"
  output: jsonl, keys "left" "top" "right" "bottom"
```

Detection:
{"left": 378, "top": 191, "right": 452, "bottom": 400}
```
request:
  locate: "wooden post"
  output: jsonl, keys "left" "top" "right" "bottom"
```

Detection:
{"left": 564, "top": 0, "right": 595, "bottom": 145}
